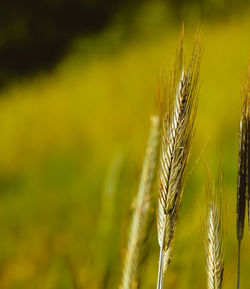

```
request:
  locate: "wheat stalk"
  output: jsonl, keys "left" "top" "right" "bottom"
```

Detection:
{"left": 236, "top": 62, "right": 249, "bottom": 289}
{"left": 156, "top": 29, "right": 201, "bottom": 289}
{"left": 120, "top": 115, "right": 160, "bottom": 289}
{"left": 205, "top": 181, "right": 224, "bottom": 289}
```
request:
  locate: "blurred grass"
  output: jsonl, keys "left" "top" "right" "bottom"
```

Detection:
{"left": 0, "top": 6, "right": 249, "bottom": 289}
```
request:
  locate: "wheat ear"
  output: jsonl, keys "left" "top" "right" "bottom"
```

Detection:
{"left": 206, "top": 182, "right": 224, "bottom": 289}
{"left": 245, "top": 62, "right": 249, "bottom": 233}
{"left": 236, "top": 63, "right": 249, "bottom": 289}
{"left": 156, "top": 30, "right": 201, "bottom": 289}
{"left": 120, "top": 115, "right": 160, "bottom": 289}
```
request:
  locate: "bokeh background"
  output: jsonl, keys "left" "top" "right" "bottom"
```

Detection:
{"left": 0, "top": 0, "right": 249, "bottom": 288}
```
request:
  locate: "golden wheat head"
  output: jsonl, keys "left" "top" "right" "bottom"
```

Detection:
{"left": 156, "top": 29, "right": 201, "bottom": 289}
{"left": 120, "top": 115, "right": 160, "bottom": 289}
{"left": 205, "top": 178, "right": 224, "bottom": 289}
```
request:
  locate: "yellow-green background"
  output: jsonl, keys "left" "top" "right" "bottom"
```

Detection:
{"left": 0, "top": 1, "right": 249, "bottom": 288}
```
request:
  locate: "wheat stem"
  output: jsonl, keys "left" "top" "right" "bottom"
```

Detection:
{"left": 237, "top": 240, "right": 241, "bottom": 289}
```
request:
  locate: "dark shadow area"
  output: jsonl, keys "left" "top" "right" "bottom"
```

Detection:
{"left": 0, "top": 0, "right": 249, "bottom": 88}
{"left": 0, "top": 0, "right": 144, "bottom": 87}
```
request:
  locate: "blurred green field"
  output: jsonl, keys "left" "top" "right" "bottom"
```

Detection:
{"left": 0, "top": 6, "right": 249, "bottom": 289}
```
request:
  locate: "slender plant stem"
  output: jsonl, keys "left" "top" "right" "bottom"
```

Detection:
{"left": 237, "top": 240, "right": 241, "bottom": 289}
{"left": 157, "top": 244, "right": 164, "bottom": 289}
